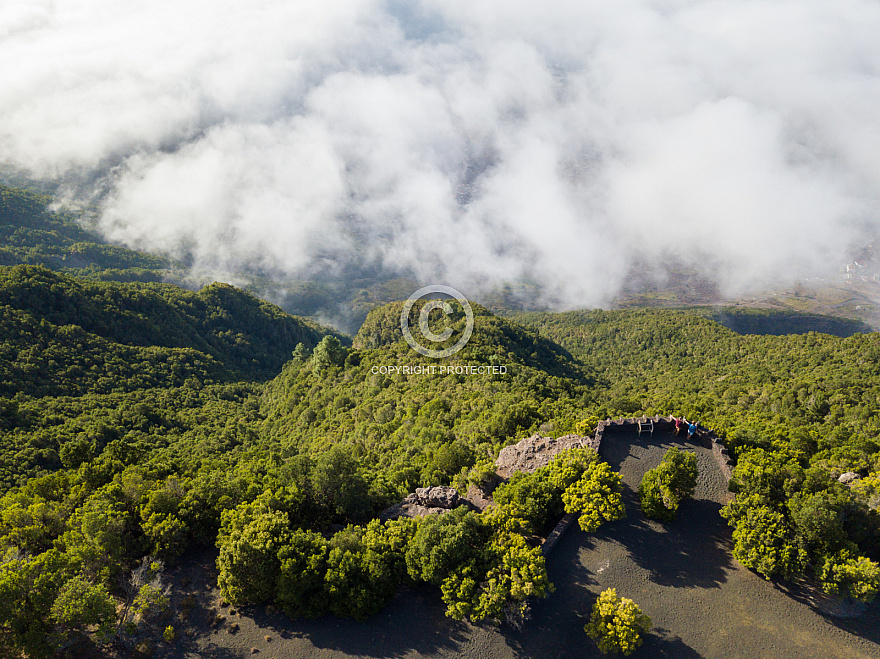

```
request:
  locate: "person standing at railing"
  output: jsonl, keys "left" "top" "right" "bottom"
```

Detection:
{"left": 673, "top": 416, "right": 685, "bottom": 436}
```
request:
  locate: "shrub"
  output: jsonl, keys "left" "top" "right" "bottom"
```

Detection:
{"left": 726, "top": 502, "right": 805, "bottom": 579}
{"left": 818, "top": 549, "right": 880, "bottom": 602}
{"left": 585, "top": 588, "right": 651, "bottom": 656}
{"left": 638, "top": 448, "right": 697, "bottom": 521}
{"left": 562, "top": 462, "right": 626, "bottom": 532}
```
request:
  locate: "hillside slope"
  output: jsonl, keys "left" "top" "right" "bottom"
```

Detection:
{"left": 0, "top": 264, "right": 339, "bottom": 493}
{"left": 262, "top": 300, "right": 594, "bottom": 495}
{"left": 0, "top": 184, "right": 171, "bottom": 281}
{"left": 0, "top": 264, "right": 337, "bottom": 394}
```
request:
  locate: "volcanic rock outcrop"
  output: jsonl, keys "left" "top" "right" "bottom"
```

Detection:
{"left": 380, "top": 485, "right": 470, "bottom": 521}
{"left": 494, "top": 432, "right": 599, "bottom": 479}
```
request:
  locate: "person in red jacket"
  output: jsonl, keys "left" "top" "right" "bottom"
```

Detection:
{"left": 673, "top": 416, "right": 685, "bottom": 436}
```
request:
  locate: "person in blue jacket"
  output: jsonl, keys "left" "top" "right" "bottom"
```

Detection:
{"left": 687, "top": 421, "right": 698, "bottom": 439}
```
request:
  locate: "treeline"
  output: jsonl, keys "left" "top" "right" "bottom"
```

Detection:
{"left": 214, "top": 447, "right": 617, "bottom": 625}
{"left": 0, "top": 415, "right": 622, "bottom": 655}
{"left": 723, "top": 449, "right": 879, "bottom": 600}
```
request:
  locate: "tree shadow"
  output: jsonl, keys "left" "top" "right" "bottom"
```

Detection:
{"left": 239, "top": 584, "right": 471, "bottom": 659}
{"left": 495, "top": 524, "right": 601, "bottom": 658}
{"left": 497, "top": 559, "right": 708, "bottom": 659}
{"left": 545, "top": 520, "right": 601, "bottom": 587}
{"left": 590, "top": 488, "right": 734, "bottom": 589}
{"left": 598, "top": 427, "right": 650, "bottom": 475}
{"left": 641, "top": 626, "right": 705, "bottom": 658}
{"left": 773, "top": 578, "right": 880, "bottom": 646}
{"left": 165, "top": 548, "right": 470, "bottom": 659}
{"left": 599, "top": 427, "right": 704, "bottom": 476}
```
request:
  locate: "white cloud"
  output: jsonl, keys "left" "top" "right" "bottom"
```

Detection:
{"left": 2, "top": 0, "right": 879, "bottom": 308}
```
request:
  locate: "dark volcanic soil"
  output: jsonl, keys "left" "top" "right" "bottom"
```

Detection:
{"left": 163, "top": 430, "right": 880, "bottom": 659}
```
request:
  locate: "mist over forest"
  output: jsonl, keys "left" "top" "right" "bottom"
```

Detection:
{"left": 2, "top": 0, "right": 880, "bottom": 316}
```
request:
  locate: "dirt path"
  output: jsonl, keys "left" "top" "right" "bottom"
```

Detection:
{"left": 163, "top": 429, "right": 880, "bottom": 659}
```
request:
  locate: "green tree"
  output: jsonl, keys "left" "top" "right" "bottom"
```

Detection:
{"left": 312, "top": 446, "right": 372, "bottom": 523}
{"left": 276, "top": 520, "right": 415, "bottom": 622}
{"left": 0, "top": 493, "right": 63, "bottom": 554}
{"left": 423, "top": 442, "right": 474, "bottom": 486}
{"left": 562, "top": 462, "right": 626, "bottom": 532}
{"left": 638, "top": 448, "right": 698, "bottom": 522}
{"left": 59, "top": 436, "right": 94, "bottom": 469}
{"left": 217, "top": 510, "right": 291, "bottom": 605}
{"left": 291, "top": 342, "right": 309, "bottom": 363}
{"left": 817, "top": 549, "right": 880, "bottom": 602}
{"left": 726, "top": 449, "right": 803, "bottom": 505}
{"left": 323, "top": 542, "right": 388, "bottom": 621}
{"left": 50, "top": 575, "right": 116, "bottom": 642}
{"left": 0, "top": 548, "right": 76, "bottom": 658}
{"left": 545, "top": 447, "right": 600, "bottom": 491}
{"left": 440, "top": 532, "right": 551, "bottom": 625}
{"left": 361, "top": 517, "right": 416, "bottom": 585}
{"left": 585, "top": 588, "right": 651, "bottom": 656}
{"left": 405, "top": 508, "right": 486, "bottom": 585}
{"left": 58, "top": 493, "right": 129, "bottom": 583}
{"left": 311, "top": 336, "right": 348, "bottom": 371}
{"left": 276, "top": 529, "right": 331, "bottom": 618}
{"left": 492, "top": 470, "right": 560, "bottom": 534}
{"left": 788, "top": 490, "right": 847, "bottom": 558}
{"left": 725, "top": 502, "right": 805, "bottom": 579}
{"left": 140, "top": 478, "right": 188, "bottom": 559}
